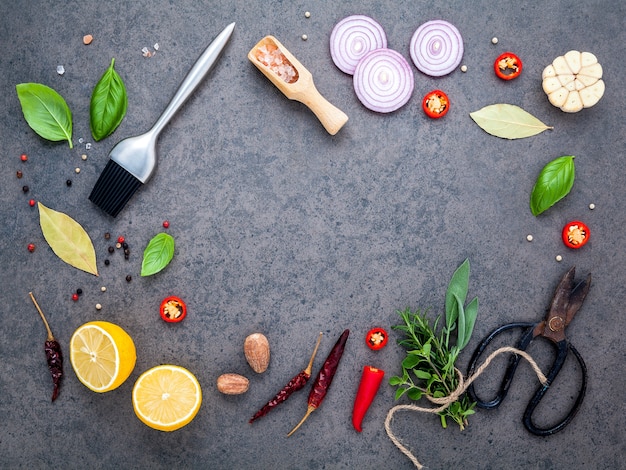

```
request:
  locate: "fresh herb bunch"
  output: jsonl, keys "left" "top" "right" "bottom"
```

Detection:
{"left": 389, "top": 259, "right": 479, "bottom": 430}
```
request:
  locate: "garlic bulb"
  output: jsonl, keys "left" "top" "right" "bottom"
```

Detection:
{"left": 542, "top": 51, "right": 604, "bottom": 113}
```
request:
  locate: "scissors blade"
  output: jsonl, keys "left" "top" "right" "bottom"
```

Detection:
{"left": 535, "top": 267, "right": 590, "bottom": 343}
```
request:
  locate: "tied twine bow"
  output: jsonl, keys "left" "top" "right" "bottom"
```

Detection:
{"left": 384, "top": 346, "right": 548, "bottom": 469}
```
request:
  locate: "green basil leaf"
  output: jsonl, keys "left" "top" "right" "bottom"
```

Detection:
{"left": 469, "top": 104, "right": 553, "bottom": 139}
{"left": 16, "top": 83, "right": 73, "bottom": 148}
{"left": 445, "top": 259, "right": 470, "bottom": 329}
{"left": 90, "top": 58, "right": 128, "bottom": 141}
{"left": 530, "top": 155, "right": 576, "bottom": 216}
{"left": 141, "top": 232, "right": 175, "bottom": 276}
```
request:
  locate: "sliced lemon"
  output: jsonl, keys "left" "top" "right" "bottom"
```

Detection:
{"left": 70, "top": 321, "right": 136, "bottom": 393}
{"left": 132, "top": 365, "right": 202, "bottom": 432}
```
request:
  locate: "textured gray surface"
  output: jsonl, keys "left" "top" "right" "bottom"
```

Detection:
{"left": 1, "top": 1, "right": 625, "bottom": 469}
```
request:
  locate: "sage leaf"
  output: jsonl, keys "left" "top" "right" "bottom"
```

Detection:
{"left": 530, "top": 155, "right": 576, "bottom": 216}
{"left": 459, "top": 297, "right": 478, "bottom": 350}
{"left": 453, "top": 295, "right": 466, "bottom": 351}
{"left": 38, "top": 202, "right": 98, "bottom": 276}
{"left": 445, "top": 259, "right": 470, "bottom": 330}
{"left": 470, "top": 104, "right": 553, "bottom": 139}
{"left": 16, "top": 83, "right": 73, "bottom": 148}
{"left": 90, "top": 58, "right": 128, "bottom": 141}
{"left": 141, "top": 232, "right": 175, "bottom": 276}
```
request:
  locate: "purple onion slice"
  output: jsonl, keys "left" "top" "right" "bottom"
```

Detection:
{"left": 330, "top": 15, "right": 388, "bottom": 75}
{"left": 410, "top": 20, "right": 464, "bottom": 77}
{"left": 353, "top": 48, "right": 414, "bottom": 113}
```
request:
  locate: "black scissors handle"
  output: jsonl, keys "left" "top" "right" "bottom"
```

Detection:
{"left": 467, "top": 322, "right": 587, "bottom": 436}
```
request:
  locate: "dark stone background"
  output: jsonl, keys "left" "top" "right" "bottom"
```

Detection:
{"left": 1, "top": 1, "right": 624, "bottom": 468}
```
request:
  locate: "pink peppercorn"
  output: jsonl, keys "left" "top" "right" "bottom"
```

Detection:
{"left": 72, "top": 293, "right": 79, "bottom": 301}
{"left": 28, "top": 243, "right": 36, "bottom": 252}
{"left": 163, "top": 220, "right": 170, "bottom": 228}
{"left": 20, "top": 154, "right": 28, "bottom": 162}
{"left": 29, "top": 199, "right": 36, "bottom": 207}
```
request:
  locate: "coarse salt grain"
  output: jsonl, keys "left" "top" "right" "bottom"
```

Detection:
{"left": 255, "top": 44, "right": 299, "bottom": 83}
{"left": 57, "top": 65, "right": 65, "bottom": 75}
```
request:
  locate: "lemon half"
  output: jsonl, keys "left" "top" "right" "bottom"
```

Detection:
{"left": 132, "top": 365, "right": 202, "bottom": 431}
{"left": 70, "top": 321, "right": 136, "bottom": 393}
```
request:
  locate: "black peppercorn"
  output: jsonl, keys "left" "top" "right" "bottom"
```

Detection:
{"left": 104, "top": 232, "right": 111, "bottom": 240}
{"left": 108, "top": 246, "right": 115, "bottom": 254}
{"left": 104, "top": 259, "right": 110, "bottom": 266}
{"left": 22, "top": 185, "right": 29, "bottom": 193}
{"left": 66, "top": 179, "right": 72, "bottom": 187}
{"left": 76, "top": 288, "right": 83, "bottom": 295}
{"left": 16, "top": 170, "right": 23, "bottom": 179}
{"left": 122, "top": 242, "right": 128, "bottom": 249}
{"left": 125, "top": 275, "right": 132, "bottom": 282}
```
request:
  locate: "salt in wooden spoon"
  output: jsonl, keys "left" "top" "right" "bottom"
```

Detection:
{"left": 248, "top": 36, "right": 348, "bottom": 135}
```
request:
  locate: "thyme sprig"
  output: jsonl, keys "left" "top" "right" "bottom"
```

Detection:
{"left": 389, "top": 259, "right": 478, "bottom": 430}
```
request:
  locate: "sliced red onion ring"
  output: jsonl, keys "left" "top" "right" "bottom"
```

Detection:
{"left": 410, "top": 20, "right": 464, "bottom": 77}
{"left": 330, "top": 15, "right": 387, "bottom": 75}
{"left": 353, "top": 48, "right": 414, "bottom": 113}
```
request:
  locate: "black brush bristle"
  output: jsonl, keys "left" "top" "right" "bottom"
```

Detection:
{"left": 89, "top": 160, "right": 142, "bottom": 217}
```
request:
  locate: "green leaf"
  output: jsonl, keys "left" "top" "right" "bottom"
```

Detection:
{"left": 530, "top": 155, "right": 576, "bottom": 216}
{"left": 469, "top": 104, "right": 553, "bottom": 139}
{"left": 388, "top": 376, "right": 404, "bottom": 386}
{"left": 395, "top": 388, "right": 408, "bottom": 400}
{"left": 422, "top": 342, "right": 431, "bottom": 357}
{"left": 459, "top": 297, "right": 478, "bottom": 350}
{"left": 90, "top": 58, "right": 128, "bottom": 141}
{"left": 445, "top": 259, "right": 470, "bottom": 329}
{"left": 402, "top": 355, "right": 421, "bottom": 370}
{"left": 16, "top": 83, "right": 73, "bottom": 148}
{"left": 407, "top": 388, "right": 423, "bottom": 401}
{"left": 454, "top": 294, "right": 466, "bottom": 350}
{"left": 141, "top": 232, "right": 175, "bottom": 276}
{"left": 38, "top": 202, "right": 98, "bottom": 275}
{"left": 414, "top": 370, "right": 432, "bottom": 380}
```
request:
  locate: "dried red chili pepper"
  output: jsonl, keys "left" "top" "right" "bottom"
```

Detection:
{"left": 287, "top": 329, "right": 350, "bottom": 436}
{"left": 365, "top": 327, "right": 388, "bottom": 350}
{"left": 249, "top": 332, "right": 323, "bottom": 423}
{"left": 422, "top": 90, "right": 450, "bottom": 119}
{"left": 494, "top": 52, "right": 522, "bottom": 80}
{"left": 160, "top": 296, "right": 187, "bottom": 322}
{"left": 352, "top": 365, "right": 385, "bottom": 432}
{"left": 29, "top": 292, "right": 63, "bottom": 402}
{"left": 562, "top": 220, "right": 590, "bottom": 249}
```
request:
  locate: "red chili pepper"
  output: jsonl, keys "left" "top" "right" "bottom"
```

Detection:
{"left": 287, "top": 329, "right": 350, "bottom": 436}
{"left": 365, "top": 327, "right": 388, "bottom": 350}
{"left": 494, "top": 52, "right": 522, "bottom": 80}
{"left": 160, "top": 296, "right": 187, "bottom": 322}
{"left": 30, "top": 292, "right": 63, "bottom": 402}
{"left": 422, "top": 90, "right": 450, "bottom": 119}
{"left": 249, "top": 332, "right": 323, "bottom": 423}
{"left": 562, "top": 221, "right": 590, "bottom": 249}
{"left": 352, "top": 365, "right": 385, "bottom": 432}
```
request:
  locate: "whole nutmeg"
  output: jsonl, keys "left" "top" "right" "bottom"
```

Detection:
{"left": 216, "top": 373, "right": 249, "bottom": 395}
{"left": 244, "top": 333, "right": 270, "bottom": 373}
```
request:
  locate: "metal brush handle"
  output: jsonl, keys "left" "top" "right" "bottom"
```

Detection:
{"left": 149, "top": 22, "right": 235, "bottom": 137}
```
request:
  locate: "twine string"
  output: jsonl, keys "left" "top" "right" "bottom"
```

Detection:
{"left": 384, "top": 346, "right": 548, "bottom": 469}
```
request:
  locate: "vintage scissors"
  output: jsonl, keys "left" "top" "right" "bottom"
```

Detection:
{"left": 466, "top": 266, "right": 591, "bottom": 436}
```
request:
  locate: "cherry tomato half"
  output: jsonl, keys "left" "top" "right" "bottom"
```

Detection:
{"left": 160, "top": 296, "right": 187, "bottom": 322}
{"left": 422, "top": 90, "right": 450, "bottom": 119}
{"left": 562, "top": 221, "right": 590, "bottom": 249}
{"left": 494, "top": 52, "right": 522, "bottom": 80}
{"left": 366, "top": 327, "right": 388, "bottom": 350}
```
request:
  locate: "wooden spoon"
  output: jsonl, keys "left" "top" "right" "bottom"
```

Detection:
{"left": 248, "top": 36, "right": 348, "bottom": 135}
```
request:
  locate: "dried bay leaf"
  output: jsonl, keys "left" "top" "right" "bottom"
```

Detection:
{"left": 469, "top": 104, "right": 553, "bottom": 139}
{"left": 38, "top": 202, "right": 98, "bottom": 276}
